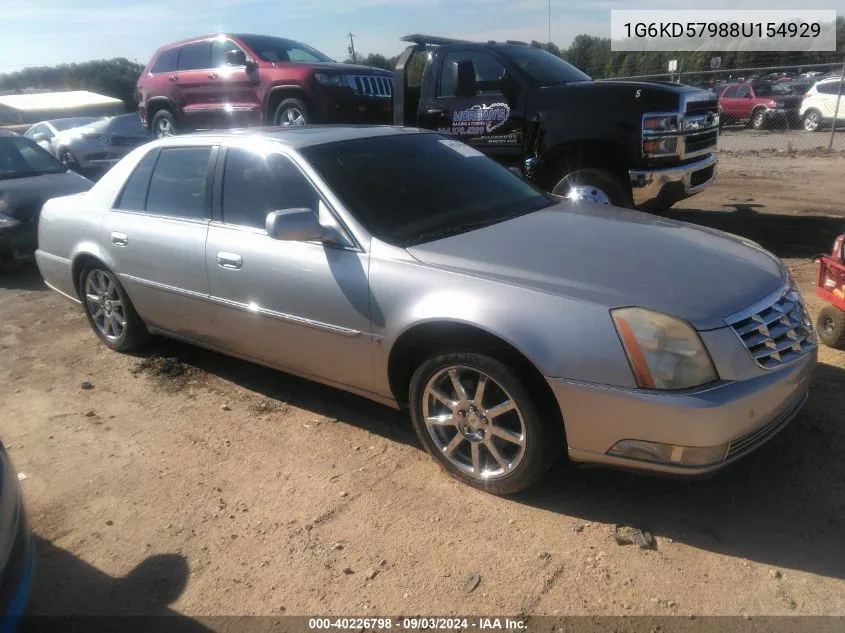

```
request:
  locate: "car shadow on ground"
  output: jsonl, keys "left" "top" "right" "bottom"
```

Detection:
{"left": 21, "top": 535, "right": 214, "bottom": 632}
{"left": 516, "top": 359, "right": 845, "bottom": 581}
{"left": 0, "top": 260, "right": 46, "bottom": 292}
{"left": 664, "top": 203, "right": 844, "bottom": 259}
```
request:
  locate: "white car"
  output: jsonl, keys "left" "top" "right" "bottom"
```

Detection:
{"left": 800, "top": 77, "right": 844, "bottom": 132}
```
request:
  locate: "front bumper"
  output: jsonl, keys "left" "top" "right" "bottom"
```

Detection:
{"left": 550, "top": 349, "right": 816, "bottom": 476}
{"left": 0, "top": 224, "right": 37, "bottom": 262}
{"left": 629, "top": 153, "right": 718, "bottom": 209}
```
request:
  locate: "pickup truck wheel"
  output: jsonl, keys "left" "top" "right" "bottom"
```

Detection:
{"left": 750, "top": 108, "right": 767, "bottom": 130}
{"left": 80, "top": 266, "right": 148, "bottom": 352}
{"left": 274, "top": 99, "right": 309, "bottom": 126}
{"left": 151, "top": 110, "right": 178, "bottom": 139}
{"left": 817, "top": 306, "right": 845, "bottom": 349}
{"left": 409, "top": 352, "right": 561, "bottom": 495}
{"left": 803, "top": 110, "right": 822, "bottom": 132}
{"left": 552, "top": 168, "right": 631, "bottom": 208}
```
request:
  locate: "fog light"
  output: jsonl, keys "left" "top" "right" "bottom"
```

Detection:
{"left": 642, "top": 137, "right": 678, "bottom": 157}
{"left": 608, "top": 440, "right": 728, "bottom": 466}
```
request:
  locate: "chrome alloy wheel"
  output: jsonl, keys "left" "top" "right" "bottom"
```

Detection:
{"left": 422, "top": 366, "right": 527, "bottom": 480}
{"left": 84, "top": 270, "right": 127, "bottom": 342}
{"left": 280, "top": 107, "right": 306, "bottom": 126}
{"left": 155, "top": 117, "right": 175, "bottom": 138}
{"left": 564, "top": 185, "right": 611, "bottom": 205}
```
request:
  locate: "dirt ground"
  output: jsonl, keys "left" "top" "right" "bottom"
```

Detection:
{"left": 2, "top": 152, "right": 845, "bottom": 622}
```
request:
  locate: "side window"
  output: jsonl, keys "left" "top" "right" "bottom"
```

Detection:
{"left": 145, "top": 147, "right": 212, "bottom": 219}
{"left": 115, "top": 149, "right": 159, "bottom": 210}
{"left": 439, "top": 51, "right": 505, "bottom": 98}
{"left": 222, "top": 148, "right": 319, "bottom": 230}
{"left": 211, "top": 39, "right": 242, "bottom": 67}
{"left": 177, "top": 41, "right": 212, "bottom": 71}
{"left": 818, "top": 81, "right": 843, "bottom": 95}
{"left": 736, "top": 86, "right": 752, "bottom": 98}
{"left": 722, "top": 86, "right": 739, "bottom": 98}
{"left": 151, "top": 48, "right": 179, "bottom": 74}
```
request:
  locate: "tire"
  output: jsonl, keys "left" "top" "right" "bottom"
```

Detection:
{"left": 817, "top": 306, "right": 845, "bottom": 350}
{"left": 409, "top": 352, "right": 562, "bottom": 495}
{"left": 79, "top": 265, "right": 148, "bottom": 352}
{"left": 551, "top": 167, "right": 632, "bottom": 208}
{"left": 803, "top": 109, "right": 823, "bottom": 132}
{"left": 274, "top": 98, "right": 310, "bottom": 126}
{"left": 57, "top": 147, "right": 79, "bottom": 171}
{"left": 151, "top": 109, "right": 178, "bottom": 139}
{"left": 750, "top": 108, "right": 767, "bottom": 130}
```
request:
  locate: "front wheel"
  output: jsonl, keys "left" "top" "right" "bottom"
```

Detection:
{"left": 409, "top": 352, "right": 561, "bottom": 495}
{"left": 817, "top": 306, "right": 845, "bottom": 349}
{"left": 552, "top": 168, "right": 632, "bottom": 208}
{"left": 151, "top": 109, "right": 178, "bottom": 139}
{"left": 803, "top": 110, "right": 822, "bottom": 132}
{"left": 274, "top": 98, "right": 310, "bottom": 126}
{"left": 80, "top": 266, "right": 148, "bottom": 351}
{"left": 750, "top": 108, "right": 766, "bottom": 130}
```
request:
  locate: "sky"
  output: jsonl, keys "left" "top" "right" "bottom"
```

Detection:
{"left": 0, "top": 0, "right": 842, "bottom": 73}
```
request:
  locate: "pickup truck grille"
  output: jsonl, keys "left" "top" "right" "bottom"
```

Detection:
{"left": 348, "top": 75, "right": 394, "bottom": 98}
{"left": 727, "top": 287, "right": 816, "bottom": 370}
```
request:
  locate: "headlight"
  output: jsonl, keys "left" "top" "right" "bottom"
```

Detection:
{"left": 643, "top": 114, "right": 680, "bottom": 133}
{"left": 642, "top": 137, "right": 678, "bottom": 157}
{"left": 0, "top": 212, "right": 21, "bottom": 229}
{"left": 314, "top": 73, "right": 347, "bottom": 87}
{"left": 612, "top": 307, "right": 718, "bottom": 390}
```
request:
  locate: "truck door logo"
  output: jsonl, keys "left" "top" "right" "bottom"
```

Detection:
{"left": 438, "top": 103, "right": 511, "bottom": 137}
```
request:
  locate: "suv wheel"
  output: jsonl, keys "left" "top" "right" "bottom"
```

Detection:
{"left": 750, "top": 108, "right": 766, "bottom": 130}
{"left": 552, "top": 168, "right": 632, "bottom": 208}
{"left": 151, "top": 110, "right": 177, "bottom": 139}
{"left": 803, "top": 109, "right": 822, "bottom": 132}
{"left": 274, "top": 98, "right": 309, "bottom": 126}
{"left": 817, "top": 306, "right": 845, "bottom": 349}
{"left": 409, "top": 352, "right": 561, "bottom": 495}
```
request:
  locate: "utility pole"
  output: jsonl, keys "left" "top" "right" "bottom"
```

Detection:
{"left": 548, "top": 0, "right": 551, "bottom": 43}
{"left": 347, "top": 32, "right": 357, "bottom": 64}
{"left": 828, "top": 60, "right": 844, "bottom": 152}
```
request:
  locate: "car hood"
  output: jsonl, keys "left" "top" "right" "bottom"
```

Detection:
{"left": 407, "top": 203, "right": 786, "bottom": 331}
{"left": 0, "top": 170, "right": 93, "bottom": 222}
{"left": 270, "top": 61, "right": 392, "bottom": 76}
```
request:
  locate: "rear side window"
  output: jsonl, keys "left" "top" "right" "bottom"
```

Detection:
{"left": 177, "top": 41, "right": 212, "bottom": 71}
{"left": 736, "top": 85, "right": 752, "bottom": 98}
{"left": 151, "top": 48, "right": 179, "bottom": 74}
{"left": 818, "top": 81, "right": 844, "bottom": 95}
{"left": 721, "top": 85, "right": 739, "bottom": 98}
{"left": 115, "top": 149, "right": 158, "bottom": 210}
{"left": 222, "top": 148, "right": 319, "bottom": 229}
{"left": 145, "top": 147, "right": 212, "bottom": 218}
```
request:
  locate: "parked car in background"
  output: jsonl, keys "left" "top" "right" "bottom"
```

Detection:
{"left": 36, "top": 127, "right": 816, "bottom": 494}
{"left": 137, "top": 33, "right": 394, "bottom": 139}
{"left": 0, "top": 131, "right": 93, "bottom": 265}
{"left": 800, "top": 77, "right": 845, "bottom": 132}
{"left": 784, "top": 79, "right": 815, "bottom": 96}
{"left": 0, "top": 437, "right": 33, "bottom": 631}
{"left": 718, "top": 81, "right": 803, "bottom": 129}
{"left": 23, "top": 117, "right": 103, "bottom": 152}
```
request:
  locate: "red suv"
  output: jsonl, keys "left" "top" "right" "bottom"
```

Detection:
{"left": 137, "top": 34, "right": 394, "bottom": 138}
{"left": 718, "top": 81, "right": 803, "bottom": 130}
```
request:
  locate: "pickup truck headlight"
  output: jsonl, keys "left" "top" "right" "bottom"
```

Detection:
{"left": 612, "top": 307, "right": 718, "bottom": 390}
{"left": 315, "top": 73, "right": 347, "bottom": 87}
{"left": 642, "top": 137, "right": 678, "bottom": 157}
{"left": 643, "top": 114, "right": 680, "bottom": 133}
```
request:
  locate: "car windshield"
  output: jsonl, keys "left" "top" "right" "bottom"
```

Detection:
{"left": 237, "top": 35, "right": 334, "bottom": 63}
{"left": 754, "top": 82, "right": 792, "bottom": 96}
{"left": 0, "top": 136, "right": 66, "bottom": 179}
{"left": 500, "top": 46, "right": 591, "bottom": 85}
{"left": 301, "top": 134, "right": 555, "bottom": 247}
{"left": 87, "top": 113, "right": 147, "bottom": 136}
{"left": 50, "top": 117, "right": 101, "bottom": 132}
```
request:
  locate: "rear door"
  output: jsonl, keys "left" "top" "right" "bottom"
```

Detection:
{"left": 175, "top": 40, "right": 218, "bottom": 129}
{"left": 100, "top": 145, "right": 217, "bottom": 339}
{"left": 418, "top": 49, "right": 525, "bottom": 164}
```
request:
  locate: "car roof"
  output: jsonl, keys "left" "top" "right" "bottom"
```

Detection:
{"left": 158, "top": 125, "right": 435, "bottom": 150}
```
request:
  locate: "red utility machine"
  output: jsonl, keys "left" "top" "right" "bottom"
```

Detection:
{"left": 814, "top": 234, "right": 845, "bottom": 349}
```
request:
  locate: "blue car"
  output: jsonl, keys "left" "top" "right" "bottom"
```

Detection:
{"left": 0, "top": 440, "right": 33, "bottom": 633}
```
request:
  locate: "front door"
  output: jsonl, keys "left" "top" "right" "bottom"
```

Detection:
{"left": 100, "top": 145, "right": 216, "bottom": 338}
{"left": 210, "top": 38, "right": 261, "bottom": 127}
{"left": 204, "top": 145, "right": 373, "bottom": 393}
{"left": 418, "top": 49, "right": 525, "bottom": 165}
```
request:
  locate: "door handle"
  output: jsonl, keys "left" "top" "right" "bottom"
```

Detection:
{"left": 216, "top": 252, "right": 243, "bottom": 270}
{"left": 425, "top": 107, "right": 448, "bottom": 117}
{"left": 168, "top": 75, "right": 178, "bottom": 82}
{"left": 111, "top": 232, "right": 128, "bottom": 247}
{"left": 207, "top": 72, "right": 218, "bottom": 79}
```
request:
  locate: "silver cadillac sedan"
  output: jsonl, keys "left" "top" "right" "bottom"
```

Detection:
{"left": 36, "top": 127, "right": 817, "bottom": 494}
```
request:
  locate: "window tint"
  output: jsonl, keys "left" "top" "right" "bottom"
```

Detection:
{"left": 237, "top": 35, "right": 333, "bottom": 63}
{"left": 736, "top": 86, "right": 752, "bottom": 98}
{"left": 818, "top": 81, "right": 844, "bottom": 95}
{"left": 211, "top": 39, "right": 242, "bottom": 67}
{"left": 439, "top": 51, "right": 506, "bottom": 97}
{"left": 722, "top": 85, "right": 740, "bottom": 98}
{"left": 51, "top": 117, "right": 99, "bottom": 132}
{"left": 177, "top": 41, "right": 212, "bottom": 71}
{"left": 222, "top": 148, "right": 319, "bottom": 229}
{"left": 503, "top": 46, "right": 591, "bottom": 85}
{"left": 25, "top": 124, "right": 50, "bottom": 139}
{"left": 115, "top": 149, "right": 158, "bottom": 210}
{"left": 145, "top": 147, "right": 212, "bottom": 218}
{"left": 152, "top": 48, "right": 179, "bottom": 73}
{"left": 0, "top": 137, "right": 65, "bottom": 178}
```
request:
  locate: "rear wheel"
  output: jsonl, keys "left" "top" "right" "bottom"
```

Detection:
{"left": 803, "top": 109, "right": 822, "bottom": 132}
{"left": 151, "top": 109, "right": 177, "bottom": 139}
{"left": 409, "top": 352, "right": 561, "bottom": 495}
{"left": 552, "top": 168, "right": 632, "bottom": 208}
{"left": 274, "top": 98, "right": 310, "bottom": 126}
{"left": 80, "top": 265, "right": 148, "bottom": 352}
{"left": 817, "top": 306, "right": 845, "bottom": 349}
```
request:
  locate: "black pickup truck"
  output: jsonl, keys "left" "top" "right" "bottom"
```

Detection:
{"left": 393, "top": 35, "right": 720, "bottom": 210}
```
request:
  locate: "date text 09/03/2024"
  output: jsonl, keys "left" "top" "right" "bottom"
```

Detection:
{"left": 307, "top": 617, "right": 528, "bottom": 630}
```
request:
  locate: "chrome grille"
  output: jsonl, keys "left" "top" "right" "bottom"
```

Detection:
{"left": 347, "top": 75, "right": 394, "bottom": 98}
{"left": 727, "top": 287, "right": 816, "bottom": 370}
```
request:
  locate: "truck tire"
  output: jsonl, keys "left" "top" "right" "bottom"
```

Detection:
{"left": 750, "top": 108, "right": 767, "bottom": 130}
{"left": 151, "top": 109, "right": 178, "bottom": 139}
{"left": 817, "top": 306, "right": 845, "bottom": 349}
{"left": 274, "top": 98, "right": 310, "bottom": 126}
{"left": 552, "top": 168, "right": 632, "bottom": 208}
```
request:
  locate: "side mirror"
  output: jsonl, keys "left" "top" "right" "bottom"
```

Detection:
{"left": 225, "top": 49, "right": 248, "bottom": 67}
{"left": 453, "top": 60, "right": 477, "bottom": 98}
{"left": 265, "top": 208, "right": 324, "bottom": 242}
